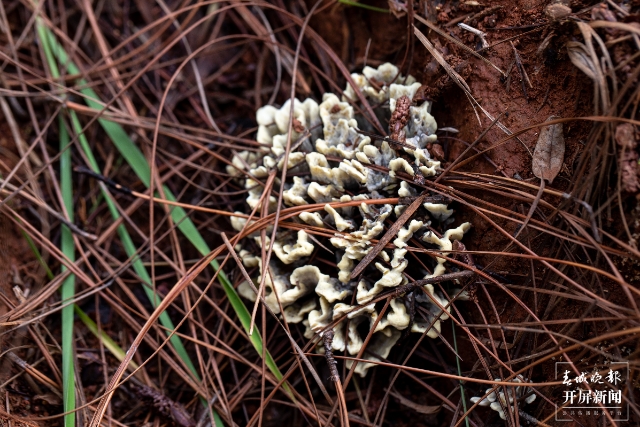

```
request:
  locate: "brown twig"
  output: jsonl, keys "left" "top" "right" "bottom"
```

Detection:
{"left": 350, "top": 192, "right": 426, "bottom": 280}
{"left": 393, "top": 270, "right": 476, "bottom": 297}
{"left": 415, "top": 15, "right": 505, "bottom": 77}
{"left": 510, "top": 41, "right": 532, "bottom": 100}
{"left": 322, "top": 330, "right": 339, "bottom": 383}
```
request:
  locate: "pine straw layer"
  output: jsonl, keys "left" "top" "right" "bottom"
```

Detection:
{"left": 0, "top": 1, "right": 639, "bottom": 426}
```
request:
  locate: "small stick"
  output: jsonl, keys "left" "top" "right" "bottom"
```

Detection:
{"left": 505, "top": 59, "right": 515, "bottom": 93}
{"left": 356, "top": 128, "right": 421, "bottom": 151}
{"left": 487, "top": 23, "right": 546, "bottom": 31}
{"left": 73, "top": 165, "right": 248, "bottom": 219}
{"left": 415, "top": 15, "right": 505, "bottom": 77}
{"left": 480, "top": 26, "right": 546, "bottom": 52}
{"left": 465, "top": 5, "right": 503, "bottom": 24}
{"left": 510, "top": 42, "right": 528, "bottom": 83}
{"left": 364, "top": 38, "right": 372, "bottom": 68}
{"left": 398, "top": 194, "right": 450, "bottom": 205}
{"left": 519, "top": 409, "right": 551, "bottom": 427}
{"left": 393, "top": 270, "right": 475, "bottom": 297}
{"left": 606, "top": 0, "right": 629, "bottom": 17}
{"left": 536, "top": 84, "right": 552, "bottom": 113}
{"left": 350, "top": 193, "right": 426, "bottom": 279}
{"left": 510, "top": 41, "right": 532, "bottom": 100}
{"left": 322, "top": 330, "right": 340, "bottom": 382}
{"left": 445, "top": 13, "right": 472, "bottom": 27}
{"left": 323, "top": 327, "right": 349, "bottom": 427}
{"left": 5, "top": 350, "right": 60, "bottom": 394}
{"left": 0, "top": 180, "right": 97, "bottom": 240}
{"left": 74, "top": 165, "right": 133, "bottom": 195}
{"left": 403, "top": 291, "right": 416, "bottom": 339}
{"left": 453, "top": 240, "right": 478, "bottom": 301}
{"left": 458, "top": 23, "right": 489, "bottom": 49}
{"left": 511, "top": 42, "right": 528, "bottom": 100}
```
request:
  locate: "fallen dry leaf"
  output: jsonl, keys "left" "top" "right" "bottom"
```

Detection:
{"left": 517, "top": 116, "right": 565, "bottom": 239}
{"left": 532, "top": 116, "right": 565, "bottom": 183}
{"left": 546, "top": 3, "right": 571, "bottom": 21}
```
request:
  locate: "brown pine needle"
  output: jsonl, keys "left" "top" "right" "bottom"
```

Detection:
{"left": 350, "top": 192, "right": 426, "bottom": 280}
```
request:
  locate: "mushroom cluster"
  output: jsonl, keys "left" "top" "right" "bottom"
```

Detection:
{"left": 470, "top": 376, "right": 537, "bottom": 420}
{"left": 229, "top": 63, "right": 471, "bottom": 376}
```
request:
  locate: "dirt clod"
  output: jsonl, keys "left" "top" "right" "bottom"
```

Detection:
{"left": 545, "top": 4, "right": 572, "bottom": 21}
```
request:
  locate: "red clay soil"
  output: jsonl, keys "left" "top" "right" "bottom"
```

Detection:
{"left": 313, "top": 0, "right": 595, "bottom": 180}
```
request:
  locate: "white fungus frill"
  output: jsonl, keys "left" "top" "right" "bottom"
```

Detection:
{"left": 231, "top": 63, "right": 472, "bottom": 376}
{"left": 469, "top": 376, "right": 536, "bottom": 420}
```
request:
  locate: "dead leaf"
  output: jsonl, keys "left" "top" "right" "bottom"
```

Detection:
{"left": 546, "top": 4, "right": 571, "bottom": 21}
{"left": 532, "top": 116, "right": 565, "bottom": 183}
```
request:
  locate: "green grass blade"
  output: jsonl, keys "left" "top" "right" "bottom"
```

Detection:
{"left": 38, "top": 19, "right": 199, "bottom": 380}
{"left": 22, "top": 230, "right": 140, "bottom": 379}
{"left": 38, "top": 18, "right": 216, "bottom": 425}
{"left": 39, "top": 22, "right": 287, "bottom": 392}
{"left": 58, "top": 114, "right": 76, "bottom": 427}
{"left": 39, "top": 25, "right": 77, "bottom": 421}
{"left": 70, "top": 106, "right": 200, "bottom": 378}
{"left": 26, "top": 230, "right": 215, "bottom": 425}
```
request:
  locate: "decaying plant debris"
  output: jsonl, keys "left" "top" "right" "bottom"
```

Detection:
{"left": 0, "top": 1, "right": 639, "bottom": 426}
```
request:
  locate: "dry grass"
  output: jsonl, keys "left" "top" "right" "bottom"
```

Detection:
{"left": 0, "top": 1, "right": 638, "bottom": 426}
